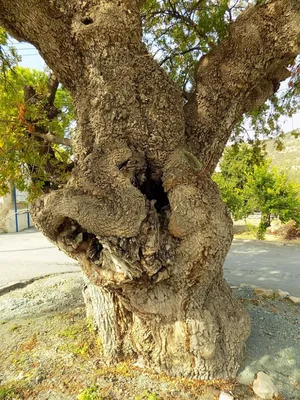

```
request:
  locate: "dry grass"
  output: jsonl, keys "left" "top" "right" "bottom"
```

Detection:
{"left": 0, "top": 307, "right": 258, "bottom": 400}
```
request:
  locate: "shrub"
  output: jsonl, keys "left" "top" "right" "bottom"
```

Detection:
{"left": 280, "top": 220, "right": 300, "bottom": 240}
{"left": 271, "top": 220, "right": 300, "bottom": 240}
{"left": 256, "top": 221, "right": 268, "bottom": 240}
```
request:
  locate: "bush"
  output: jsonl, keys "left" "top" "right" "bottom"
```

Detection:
{"left": 256, "top": 221, "right": 268, "bottom": 240}
{"left": 272, "top": 220, "right": 300, "bottom": 240}
{"left": 246, "top": 223, "right": 258, "bottom": 235}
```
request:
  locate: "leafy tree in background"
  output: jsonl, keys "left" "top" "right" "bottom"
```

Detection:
{"left": 215, "top": 144, "right": 300, "bottom": 239}
{"left": 0, "top": 67, "right": 74, "bottom": 198}
{"left": 246, "top": 162, "right": 300, "bottom": 238}
{"left": 213, "top": 143, "right": 265, "bottom": 220}
{"left": 0, "top": 0, "right": 300, "bottom": 380}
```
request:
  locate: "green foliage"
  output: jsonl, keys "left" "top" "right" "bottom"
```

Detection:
{"left": 0, "top": 381, "right": 26, "bottom": 400}
{"left": 77, "top": 386, "right": 103, "bottom": 400}
{"left": 0, "top": 28, "right": 20, "bottom": 78}
{"left": 0, "top": 2, "right": 298, "bottom": 204}
{"left": 213, "top": 143, "right": 266, "bottom": 220}
{"left": 141, "top": 1, "right": 300, "bottom": 143}
{"left": 135, "top": 392, "right": 160, "bottom": 400}
{"left": 246, "top": 223, "right": 258, "bottom": 235}
{"left": 214, "top": 143, "right": 300, "bottom": 239}
{"left": 141, "top": 0, "right": 246, "bottom": 89}
{"left": 245, "top": 162, "right": 300, "bottom": 238}
{"left": 0, "top": 66, "right": 73, "bottom": 199}
{"left": 256, "top": 221, "right": 267, "bottom": 240}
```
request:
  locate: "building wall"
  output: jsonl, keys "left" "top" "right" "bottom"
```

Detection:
{"left": 0, "top": 193, "right": 12, "bottom": 232}
{"left": 0, "top": 190, "right": 34, "bottom": 233}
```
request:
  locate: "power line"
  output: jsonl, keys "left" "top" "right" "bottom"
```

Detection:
{"left": 20, "top": 54, "right": 41, "bottom": 57}
{"left": 14, "top": 48, "right": 39, "bottom": 51}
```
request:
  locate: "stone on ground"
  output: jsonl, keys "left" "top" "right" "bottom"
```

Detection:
{"left": 219, "top": 391, "right": 234, "bottom": 400}
{"left": 252, "top": 371, "right": 279, "bottom": 399}
{"left": 288, "top": 296, "right": 300, "bottom": 304}
{"left": 254, "top": 288, "right": 274, "bottom": 297}
{"left": 275, "top": 289, "right": 290, "bottom": 299}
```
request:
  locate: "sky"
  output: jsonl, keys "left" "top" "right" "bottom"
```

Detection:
{"left": 11, "top": 39, "right": 300, "bottom": 134}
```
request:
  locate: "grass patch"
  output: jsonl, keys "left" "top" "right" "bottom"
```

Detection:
{"left": 135, "top": 392, "right": 161, "bottom": 400}
{"left": 77, "top": 386, "right": 104, "bottom": 400}
{"left": 58, "top": 327, "right": 81, "bottom": 339}
{"left": 9, "top": 324, "right": 22, "bottom": 332}
{"left": 59, "top": 341, "right": 89, "bottom": 357}
{"left": 96, "top": 361, "right": 133, "bottom": 378}
{"left": 0, "top": 380, "right": 31, "bottom": 400}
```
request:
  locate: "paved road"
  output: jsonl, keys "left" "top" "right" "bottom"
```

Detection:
{"left": 0, "top": 229, "right": 299, "bottom": 296}
{"left": 224, "top": 239, "right": 300, "bottom": 296}
{"left": 0, "top": 228, "right": 79, "bottom": 290}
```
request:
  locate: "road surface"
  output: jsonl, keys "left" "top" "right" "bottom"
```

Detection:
{"left": 0, "top": 228, "right": 79, "bottom": 290}
{"left": 0, "top": 229, "right": 299, "bottom": 296}
{"left": 224, "top": 239, "right": 300, "bottom": 296}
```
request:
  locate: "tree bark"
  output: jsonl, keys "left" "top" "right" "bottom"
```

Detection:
{"left": 1, "top": 0, "right": 300, "bottom": 379}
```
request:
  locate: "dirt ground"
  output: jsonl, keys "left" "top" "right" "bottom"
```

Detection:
{"left": 233, "top": 219, "right": 300, "bottom": 245}
{"left": 0, "top": 273, "right": 299, "bottom": 400}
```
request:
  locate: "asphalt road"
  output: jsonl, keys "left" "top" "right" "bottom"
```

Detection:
{"left": 0, "top": 228, "right": 79, "bottom": 290}
{"left": 0, "top": 229, "right": 299, "bottom": 296}
{"left": 224, "top": 239, "right": 300, "bottom": 296}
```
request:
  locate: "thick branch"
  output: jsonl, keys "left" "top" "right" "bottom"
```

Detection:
{"left": 186, "top": 0, "right": 300, "bottom": 172}
{"left": 0, "top": 0, "right": 81, "bottom": 89}
{"left": 1, "top": 0, "right": 186, "bottom": 175}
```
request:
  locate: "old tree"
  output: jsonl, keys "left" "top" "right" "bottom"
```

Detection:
{"left": 1, "top": 0, "right": 300, "bottom": 379}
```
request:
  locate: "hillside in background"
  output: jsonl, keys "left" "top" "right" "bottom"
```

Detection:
{"left": 265, "top": 131, "right": 300, "bottom": 183}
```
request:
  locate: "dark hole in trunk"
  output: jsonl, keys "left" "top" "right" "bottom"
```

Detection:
{"left": 57, "top": 218, "right": 103, "bottom": 264}
{"left": 117, "top": 159, "right": 129, "bottom": 170}
{"left": 140, "top": 168, "right": 169, "bottom": 212}
{"left": 82, "top": 17, "right": 94, "bottom": 25}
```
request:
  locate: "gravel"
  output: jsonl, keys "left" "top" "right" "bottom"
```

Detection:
{"left": 0, "top": 272, "right": 84, "bottom": 320}
{"left": 234, "top": 286, "right": 300, "bottom": 400}
{"left": 0, "top": 275, "right": 300, "bottom": 399}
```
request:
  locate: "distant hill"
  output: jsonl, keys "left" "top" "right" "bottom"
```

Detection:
{"left": 265, "top": 132, "right": 300, "bottom": 184}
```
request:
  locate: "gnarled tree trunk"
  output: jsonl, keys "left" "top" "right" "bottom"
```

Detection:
{"left": 1, "top": 0, "right": 300, "bottom": 379}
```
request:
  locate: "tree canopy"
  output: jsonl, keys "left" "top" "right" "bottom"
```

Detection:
{"left": 141, "top": 0, "right": 300, "bottom": 142}
{"left": 0, "top": 66, "right": 73, "bottom": 198}
{"left": 0, "top": 1, "right": 300, "bottom": 199}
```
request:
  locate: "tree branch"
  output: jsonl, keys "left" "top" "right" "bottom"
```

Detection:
{"left": 47, "top": 73, "right": 59, "bottom": 106}
{"left": 0, "top": 0, "right": 81, "bottom": 90}
{"left": 29, "top": 130, "right": 72, "bottom": 147}
{"left": 185, "top": 0, "right": 300, "bottom": 172}
{"left": 159, "top": 45, "right": 202, "bottom": 66}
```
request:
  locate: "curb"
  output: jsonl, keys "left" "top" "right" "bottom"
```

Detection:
{"left": 232, "top": 283, "right": 300, "bottom": 304}
{"left": 233, "top": 238, "right": 300, "bottom": 248}
{"left": 0, "top": 271, "right": 83, "bottom": 297}
{"left": 2, "top": 273, "right": 299, "bottom": 305}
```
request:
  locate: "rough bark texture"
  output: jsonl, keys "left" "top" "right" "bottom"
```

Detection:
{"left": 1, "top": 0, "right": 300, "bottom": 379}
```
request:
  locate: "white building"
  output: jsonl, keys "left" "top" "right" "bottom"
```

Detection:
{"left": 0, "top": 187, "right": 34, "bottom": 233}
